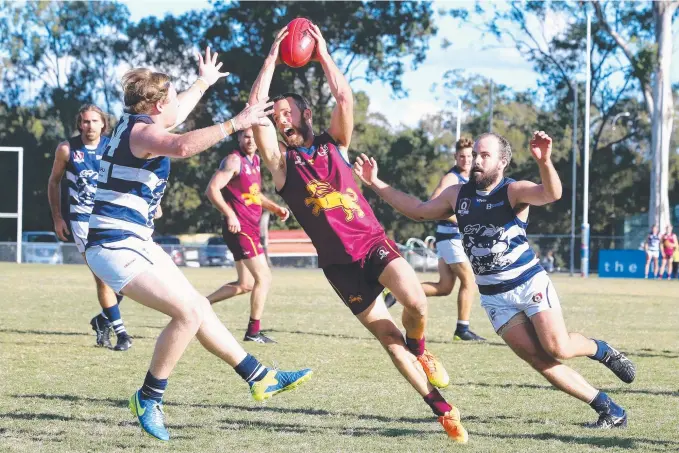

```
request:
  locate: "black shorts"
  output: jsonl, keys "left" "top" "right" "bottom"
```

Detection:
{"left": 322, "top": 238, "right": 401, "bottom": 315}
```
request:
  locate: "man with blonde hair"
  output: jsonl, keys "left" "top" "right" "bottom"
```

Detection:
{"left": 48, "top": 104, "right": 132, "bottom": 351}
{"left": 84, "top": 47, "right": 311, "bottom": 441}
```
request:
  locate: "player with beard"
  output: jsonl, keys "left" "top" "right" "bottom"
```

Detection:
{"left": 248, "top": 26, "right": 468, "bottom": 442}
{"left": 354, "top": 131, "right": 636, "bottom": 429}
{"left": 384, "top": 137, "right": 485, "bottom": 342}
{"left": 48, "top": 104, "right": 132, "bottom": 351}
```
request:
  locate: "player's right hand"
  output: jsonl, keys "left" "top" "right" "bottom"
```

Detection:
{"left": 269, "top": 28, "right": 289, "bottom": 64}
{"left": 226, "top": 214, "right": 241, "bottom": 234}
{"left": 232, "top": 98, "right": 275, "bottom": 130}
{"left": 54, "top": 218, "right": 70, "bottom": 241}
{"left": 353, "top": 153, "right": 379, "bottom": 186}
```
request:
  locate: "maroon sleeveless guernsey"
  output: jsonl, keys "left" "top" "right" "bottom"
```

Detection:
{"left": 278, "top": 132, "right": 386, "bottom": 267}
{"left": 220, "top": 150, "right": 262, "bottom": 234}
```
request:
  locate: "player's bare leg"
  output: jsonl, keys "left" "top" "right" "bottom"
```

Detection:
{"left": 379, "top": 258, "right": 450, "bottom": 388}
{"left": 85, "top": 253, "right": 130, "bottom": 350}
{"left": 449, "top": 261, "right": 485, "bottom": 341}
{"left": 501, "top": 316, "right": 628, "bottom": 428}
{"left": 207, "top": 260, "right": 254, "bottom": 303}
{"left": 123, "top": 253, "right": 311, "bottom": 441}
{"left": 241, "top": 255, "right": 274, "bottom": 343}
{"left": 356, "top": 298, "right": 467, "bottom": 442}
{"left": 421, "top": 259, "right": 455, "bottom": 297}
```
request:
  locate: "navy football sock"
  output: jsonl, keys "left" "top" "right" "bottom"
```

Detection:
{"left": 234, "top": 354, "right": 267, "bottom": 383}
{"left": 589, "top": 339, "right": 610, "bottom": 361}
{"left": 140, "top": 371, "right": 167, "bottom": 403}
{"left": 589, "top": 391, "right": 624, "bottom": 417}
{"left": 103, "top": 304, "right": 127, "bottom": 337}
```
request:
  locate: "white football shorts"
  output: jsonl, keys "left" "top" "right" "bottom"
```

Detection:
{"left": 85, "top": 236, "right": 169, "bottom": 294}
{"left": 436, "top": 238, "right": 469, "bottom": 265}
{"left": 481, "top": 271, "right": 561, "bottom": 333}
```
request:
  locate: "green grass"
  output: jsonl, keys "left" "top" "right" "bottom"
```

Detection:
{"left": 0, "top": 263, "right": 677, "bottom": 452}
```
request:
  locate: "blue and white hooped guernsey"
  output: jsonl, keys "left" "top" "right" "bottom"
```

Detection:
{"left": 65, "top": 135, "right": 110, "bottom": 222}
{"left": 646, "top": 233, "right": 660, "bottom": 253}
{"left": 454, "top": 178, "right": 543, "bottom": 295}
{"left": 434, "top": 166, "right": 469, "bottom": 243}
{"left": 86, "top": 114, "right": 170, "bottom": 248}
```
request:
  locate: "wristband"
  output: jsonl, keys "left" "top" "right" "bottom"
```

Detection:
{"left": 229, "top": 118, "right": 238, "bottom": 133}
{"left": 218, "top": 122, "right": 227, "bottom": 139}
{"left": 195, "top": 77, "right": 209, "bottom": 95}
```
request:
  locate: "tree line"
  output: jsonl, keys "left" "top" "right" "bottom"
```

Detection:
{"left": 0, "top": 1, "right": 676, "bottom": 245}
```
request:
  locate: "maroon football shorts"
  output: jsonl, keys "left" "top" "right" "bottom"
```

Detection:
{"left": 322, "top": 237, "right": 401, "bottom": 315}
{"left": 223, "top": 228, "right": 263, "bottom": 262}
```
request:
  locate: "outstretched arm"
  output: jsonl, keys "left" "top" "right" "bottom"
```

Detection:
{"left": 169, "top": 47, "right": 230, "bottom": 131}
{"left": 131, "top": 99, "right": 273, "bottom": 160}
{"left": 353, "top": 153, "right": 458, "bottom": 221}
{"left": 250, "top": 28, "right": 289, "bottom": 190}
{"left": 308, "top": 24, "right": 353, "bottom": 149}
{"left": 508, "top": 131, "right": 562, "bottom": 207}
{"left": 260, "top": 193, "right": 289, "bottom": 221}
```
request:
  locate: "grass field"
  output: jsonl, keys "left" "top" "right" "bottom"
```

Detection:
{"left": 0, "top": 263, "right": 677, "bottom": 452}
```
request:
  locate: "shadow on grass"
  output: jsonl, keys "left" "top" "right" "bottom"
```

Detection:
{"left": 1, "top": 411, "right": 200, "bottom": 433}
{"left": 219, "top": 417, "right": 432, "bottom": 438}
{"left": 265, "top": 328, "right": 506, "bottom": 347}
{"left": 14, "top": 393, "right": 548, "bottom": 428}
{"left": 0, "top": 329, "right": 87, "bottom": 337}
{"left": 0, "top": 328, "right": 154, "bottom": 340}
{"left": 457, "top": 381, "right": 679, "bottom": 398}
{"left": 630, "top": 348, "right": 679, "bottom": 359}
{"left": 473, "top": 431, "right": 679, "bottom": 451}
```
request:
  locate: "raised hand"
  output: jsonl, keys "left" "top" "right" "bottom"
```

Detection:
{"left": 269, "top": 28, "right": 289, "bottom": 64}
{"left": 529, "top": 130, "right": 552, "bottom": 164}
{"left": 232, "top": 97, "right": 275, "bottom": 131}
{"left": 196, "top": 46, "right": 229, "bottom": 86}
{"left": 307, "top": 23, "right": 328, "bottom": 61}
{"left": 353, "top": 153, "right": 379, "bottom": 186}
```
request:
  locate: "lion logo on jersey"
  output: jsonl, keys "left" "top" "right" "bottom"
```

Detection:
{"left": 304, "top": 179, "right": 365, "bottom": 222}
{"left": 76, "top": 170, "right": 99, "bottom": 206}
{"left": 241, "top": 183, "right": 262, "bottom": 206}
{"left": 462, "top": 224, "right": 510, "bottom": 274}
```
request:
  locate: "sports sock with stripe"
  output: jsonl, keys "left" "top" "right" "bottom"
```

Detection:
{"left": 234, "top": 354, "right": 267, "bottom": 383}
{"left": 140, "top": 371, "right": 168, "bottom": 402}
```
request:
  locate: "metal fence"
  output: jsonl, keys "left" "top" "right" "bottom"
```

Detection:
{"left": 0, "top": 234, "right": 626, "bottom": 273}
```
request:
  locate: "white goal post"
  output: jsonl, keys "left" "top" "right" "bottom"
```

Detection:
{"left": 0, "top": 147, "right": 24, "bottom": 263}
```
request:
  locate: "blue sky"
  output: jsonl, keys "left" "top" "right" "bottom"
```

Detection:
{"left": 124, "top": 0, "right": 679, "bottom": 128}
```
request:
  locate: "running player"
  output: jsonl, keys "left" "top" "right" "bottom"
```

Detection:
{"left": 205, "top": 127, "right": 290, "bottom": 343}
{"left": 84, "top": 48, "right": 311, "bottom": 441}
{"left": 250, "top": 27, "right": 467, "bottom": 443}
{"left": 47, "top": 104, "right": 132, "bottom": 351}
{"left": 659, "top": 224, "right": 677, "bottom": 280}
{"left": 355, "top": 131, "right": 636, "bottom": 428}
{"left": 384, "top": 137, "right": 484, "bottom": 341}
{"left": 644, "top": 225, "right": 661, "bottom": 278}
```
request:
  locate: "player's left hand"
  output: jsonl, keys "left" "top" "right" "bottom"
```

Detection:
{"left": 530, "top": 130, "right": 552, "bottom": 164}
{"left": 276, "top": 207, "right": 290, "bottom": 221}
{"left": 308, "top": 23, "right": 328, "bottom": 61}
{"left": 353, "top": 153, "right": 379, "bottom": 186}
{"left": 196, "top": 46, "right": 230, "bottom": 86}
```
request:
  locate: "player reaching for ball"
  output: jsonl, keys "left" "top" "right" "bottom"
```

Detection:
{"left": 354, "top": 131, "right": 636, "bottom": 429}
{"left": 249, "top": 24, "right": 468, "bottom": 443}
{"left": 84, "top": 47, "right": 312, "bottom": 442}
